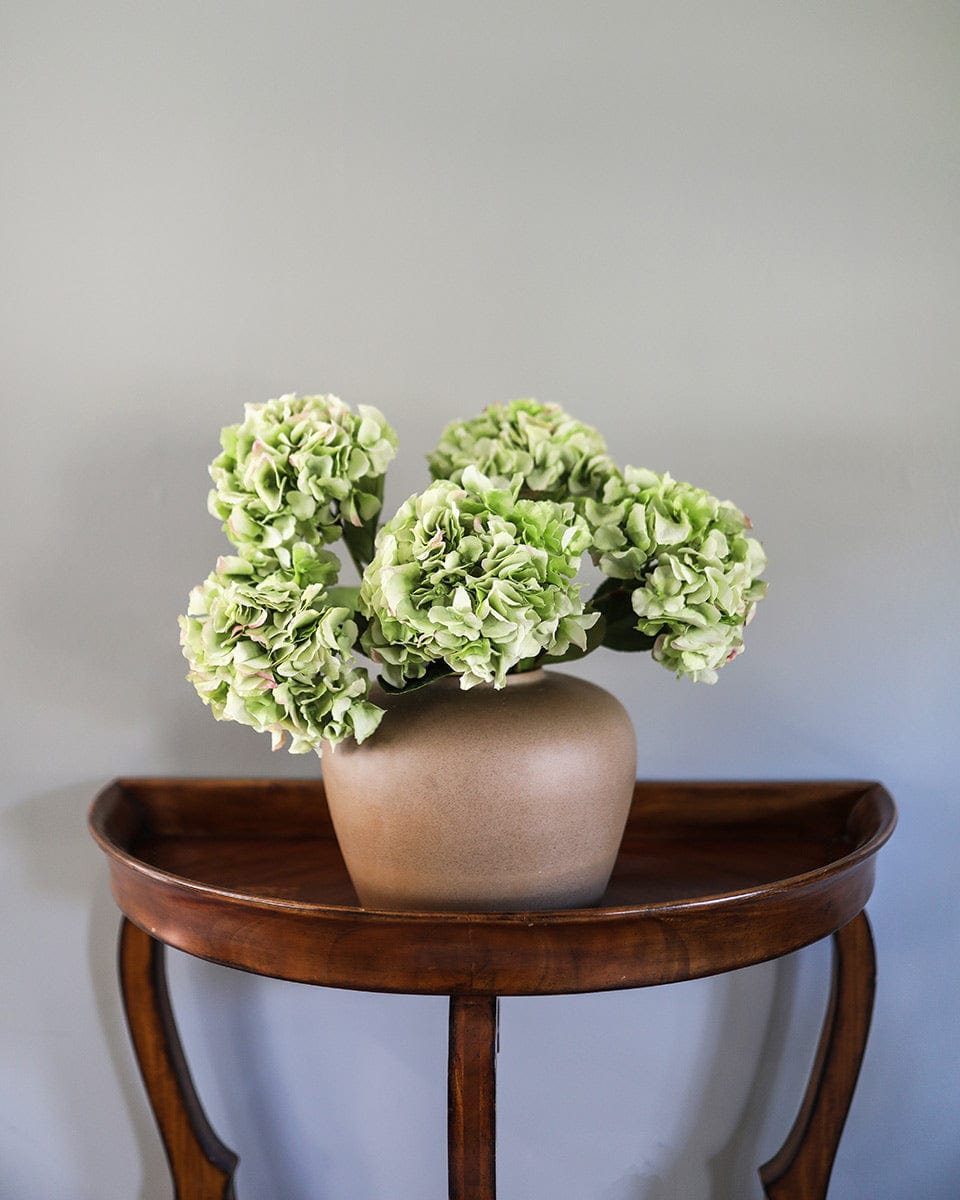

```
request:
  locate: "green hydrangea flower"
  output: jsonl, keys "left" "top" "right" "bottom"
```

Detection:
{"left": 178, "top": 545, "right": 383, "bottom": 752}
{"left": 184, "top": 389, "right": 769, "bottom": 761}
{"left": 208, "top": 393, "right": 398, "bottom": 571}
{"left": 583, "top": 467, "right": 751, "bottom": 578}
{"left": 637, "top": 529, "right": 767, "bottom": 683}
{"left": 584, "top": 468, "right": 767, "bottom": 683}
{"left": 359, "top": 466, "right": 599, "bottom": 690}
{"left": 428, "top": 398, "right": 617, "bottom": 501}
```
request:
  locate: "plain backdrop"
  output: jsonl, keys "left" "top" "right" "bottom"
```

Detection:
{"left": 2, "top": 3, "right": 958, "bottom": 1198}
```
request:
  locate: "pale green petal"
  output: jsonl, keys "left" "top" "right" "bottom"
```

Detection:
{"left": 359, "top": 472, "right": 593, "bottom": 690}
{"left": 580, "top": 466, "right": 767, "bottom": 682}
{"left": 428, "top": 399, "right": 618, "bottom": 502}
{"left": 178, "top": 551, "right": 384, "bottom": 752}
{"left": 208, "top": 393, "right": 398, "bottom": 570}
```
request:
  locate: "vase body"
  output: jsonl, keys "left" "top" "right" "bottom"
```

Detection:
{"left": 321, "top": 669, "right": 636, "bottom": 912}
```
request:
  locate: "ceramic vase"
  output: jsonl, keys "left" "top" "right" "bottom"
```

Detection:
{"left": 321, "top": 668, "right": 636, "bottom": 912}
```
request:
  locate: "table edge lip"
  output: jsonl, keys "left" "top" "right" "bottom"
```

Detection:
{"left": 89, "top": 776, "right": 896, "bottom": 925}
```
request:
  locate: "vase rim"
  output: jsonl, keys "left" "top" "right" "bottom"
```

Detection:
{"left": 504, "top": 668, "right": 545, "bottom": 686}
{"left": 430, "top": 667, "right": 546, "bottom": 691}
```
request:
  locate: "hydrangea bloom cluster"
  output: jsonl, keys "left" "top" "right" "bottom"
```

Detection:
{"left": 359, "top": 466, "right": 599, "bottom": 690}
{"left": 428, "top": 398, "right": 616, "bottom": 501}
{"left": 179, "top": 546, "right": 383, "bottom": 751}
{"left": 208, "top": 393, "right": 398, "bottom": 571}
{"left": 181, "top": 393, "right": 768, "bottom": 756}
{"left": 584, "top": 467, "right": 768, "bottom": 683}
{"left": 182, "top": 394, "right": 396, "bottom": 754}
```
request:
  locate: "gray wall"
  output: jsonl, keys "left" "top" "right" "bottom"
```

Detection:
{"left": 3, "top": 3, "right": 957, "bottom": 1197}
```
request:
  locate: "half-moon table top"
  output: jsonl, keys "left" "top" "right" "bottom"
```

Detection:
{"left": 89, "top": 778, "right": 895, "bottom": 997}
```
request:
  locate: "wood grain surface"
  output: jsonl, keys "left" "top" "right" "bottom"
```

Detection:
{"left": 90, "top": 778, "right": 895, "bottom": 996}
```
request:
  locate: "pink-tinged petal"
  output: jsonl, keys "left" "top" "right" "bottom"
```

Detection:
{"left": 255, "top": 672, "right": 278, "bottom": 689}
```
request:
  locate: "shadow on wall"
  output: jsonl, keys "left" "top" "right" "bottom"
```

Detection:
{"left": 599, "top": 954, "right": 813, "bottom": 1200}
{"left": 2, "top": 782, "right": 170, "bottom": 1200}
{"left": 701, "top": 959, "right": 803, "bottom": 1198}
{"left": 164, "top": 954, "right": 449, "bottom": 1200}
{"left": 171, "top": 955, "right": 816, "bottom": 1200}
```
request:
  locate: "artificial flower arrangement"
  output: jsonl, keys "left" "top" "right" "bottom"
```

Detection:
{"left": 179, "top": 396, "right": 767, "bottom": 754}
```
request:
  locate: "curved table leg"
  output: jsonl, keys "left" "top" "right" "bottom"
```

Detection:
{"left": 759, "top": 911, "right": 876, "bottom": 1200}
{"left": 448, "top": 995, "right": 498, "bottom": 1200}
{"left": 118, "top": 918, "right": 239, "bottom": 1199}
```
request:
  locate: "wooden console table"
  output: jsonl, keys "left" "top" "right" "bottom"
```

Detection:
{"left": 88, "top": 778, "right": 895, "bottom": 1200}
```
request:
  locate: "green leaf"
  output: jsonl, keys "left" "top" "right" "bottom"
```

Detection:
{"left": 590, "top": 578, "right": 657, "bottom": 653}
{"left": 326, "top": 586, "right": 361, "bottom": 611}
{"left": 602, "top": 617, "right": 657, "bottom": 653}
{"left": 512, "top": 655, "right": 542, "bottom": 673}
{"left": 340, "top": 473, "right": 385, "bottom": 573}
{"left": 544, "top": 613, "right": 608, "bottom": 665}
{"left": 376, "top": 661, "right": 455, "bottom": 695}
{"left": 341, "top": 518, "right": 376, "bottom": 575}
{"left": 589, "top": 575, "right": 627, "bottom": 606}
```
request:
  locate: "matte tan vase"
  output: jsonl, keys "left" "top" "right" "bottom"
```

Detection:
{"left": 321, "top": 668, "right": 636, "bottom": 912}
